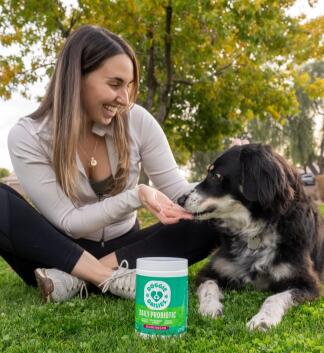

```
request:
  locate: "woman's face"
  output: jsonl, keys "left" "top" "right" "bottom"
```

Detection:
{"left": 81, "top": 54, "right": 134, "bottom": 127}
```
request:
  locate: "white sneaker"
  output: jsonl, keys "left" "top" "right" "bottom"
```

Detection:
{"left": 98, "top": 260, "right": 136, "bottom": 300}
{"left": 34, "top": 268, "right": 88, "bottom": 303}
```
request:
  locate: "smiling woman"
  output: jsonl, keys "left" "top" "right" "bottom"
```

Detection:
{"left": 1, "top": 25, "right": 219, "bottom": 307}
{"left": 27, "top": 26, "right": 140, "bottom": 200}
{"left": 79, "top": 54, "right": 135, "bottom": 184}
{"left": 82, "top": 54, "right": 134, "bottom": 127}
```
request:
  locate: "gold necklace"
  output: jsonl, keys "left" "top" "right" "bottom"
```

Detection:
{"left": 80, "top": 137, "right": 99, "bottom": 168}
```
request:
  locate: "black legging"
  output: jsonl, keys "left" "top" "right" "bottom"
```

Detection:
{"left": 0, "top": 183, "right": 219, "bottom": 287}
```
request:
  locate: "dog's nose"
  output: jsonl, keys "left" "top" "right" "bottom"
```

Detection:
{"left": 177, "top": 194, "right": 187, "bottom": 207}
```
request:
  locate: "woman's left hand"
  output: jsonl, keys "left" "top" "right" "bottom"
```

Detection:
{"left": 138, "top": 184, "right": 193, "bottom": 224}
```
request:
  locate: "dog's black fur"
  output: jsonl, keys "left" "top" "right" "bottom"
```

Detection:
{"left": 178, "top": 143, "right": 324, "bottom": 330}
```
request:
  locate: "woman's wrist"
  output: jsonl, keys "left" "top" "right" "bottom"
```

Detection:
{"left": 137, "top": 184, "right": 149, "bottom": 207}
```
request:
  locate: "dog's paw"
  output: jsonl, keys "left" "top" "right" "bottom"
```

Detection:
{"left": 247, "top": 312, "right": 281, "bottom": 331}
{"left": 198, "top": 300, "right": 223, "bottom": 319}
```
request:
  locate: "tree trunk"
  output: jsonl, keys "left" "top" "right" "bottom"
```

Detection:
{"left": 139, "top": 27, "right": 160, "bottom": 185}
{"left": 157, "top": 2, "right": 173, "bottom": 124}
{"left": 139, "top": 3, "right": 173, "bottom": 183}
{"left": 143, "top": 27, "right": 158, "bottom": 112}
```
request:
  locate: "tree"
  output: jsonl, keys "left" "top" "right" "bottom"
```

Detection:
{"left": 0, "top": 0, "right": 323, "bottom": 162}
{"left": 246, "top": 60, "right": 324, "bottom": 173}
{"left": 0, "top": 168, "right": 10, "bottom": 178}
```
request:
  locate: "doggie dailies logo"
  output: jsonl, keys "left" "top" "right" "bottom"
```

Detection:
{"left": 144, "top": 280, "right": 171, "bottom": 310}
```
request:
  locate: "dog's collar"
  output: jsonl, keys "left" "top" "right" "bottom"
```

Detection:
{"left": 248, "top": 235, "right": 262, "bottom": 250}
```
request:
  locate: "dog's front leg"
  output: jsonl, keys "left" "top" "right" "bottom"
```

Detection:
{"left": 197, "top": 280, "right": 224, "bottom": 318}
{"left": 247, "top": 290, "right": 295, "bottom": 331}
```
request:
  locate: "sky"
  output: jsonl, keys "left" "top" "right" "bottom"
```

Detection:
{"left": 0, "top": 0, "right": 323, "bottom": 172}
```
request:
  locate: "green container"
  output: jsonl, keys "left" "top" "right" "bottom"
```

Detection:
{"left": 135, "top": 257, "right": 188, "bottom": 338}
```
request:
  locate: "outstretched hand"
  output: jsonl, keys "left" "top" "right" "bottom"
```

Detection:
{"left": 138, "top": 185, "right": 193, "bottom": 224}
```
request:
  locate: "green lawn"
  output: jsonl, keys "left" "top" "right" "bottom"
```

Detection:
{"left": 0, "top": 209, "right": 323, "bottom": 353}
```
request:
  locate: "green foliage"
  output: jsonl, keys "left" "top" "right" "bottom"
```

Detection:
{"left": 0, "top": 168, "right": 10, "bottom": 178}
{"left": 246, "top": 60, "right": 324, "bottom": 172}
{"left": 0, "top": 1, "right": 323, "bottom": 161}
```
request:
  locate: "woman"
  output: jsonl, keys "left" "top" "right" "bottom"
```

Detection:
{"left": 3, "top": 25, "right": 217, "bottom": 303}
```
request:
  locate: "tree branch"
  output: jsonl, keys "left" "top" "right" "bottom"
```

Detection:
{"left": 14, "top": 61, "right": 55, "bottom": 79}
{"left": 67, "top": 11, "right": 81, "bottom": 35}
{"left": 172, "top": 52, "right": 241, "bottom": 87}
{"left": 214, "top": 52, "right": 241, "bottom": 76}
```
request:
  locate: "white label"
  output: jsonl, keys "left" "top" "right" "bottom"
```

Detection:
{"left": 144, "top": 280, "right": 171, "bottom": 310}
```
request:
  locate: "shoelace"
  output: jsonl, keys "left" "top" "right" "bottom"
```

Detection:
{"left": 79, "top": 282, "right": 89, "bottom": 299}
{"left": 99, "top": 259, "right": 136, "bottom": 293}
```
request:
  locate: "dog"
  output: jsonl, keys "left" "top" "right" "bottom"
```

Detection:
{"left": 178, "top": 143, "right": 324, "bottom": 331}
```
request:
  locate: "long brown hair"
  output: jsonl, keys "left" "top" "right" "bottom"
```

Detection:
{"left": 30, "top": 25, "right": 139, "bottom": 202}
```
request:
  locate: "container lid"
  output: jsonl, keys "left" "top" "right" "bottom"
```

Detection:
{"left": 136, "top": 257, "right": 188, "bottom": 272}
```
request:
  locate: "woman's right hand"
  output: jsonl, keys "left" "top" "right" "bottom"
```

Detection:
{"left": 138, "top": 184, "right": 193, "bottom": 224}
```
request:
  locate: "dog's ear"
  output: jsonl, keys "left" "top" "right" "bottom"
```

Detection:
{"left": 240, "top": 144, "right": 294, "bottom": 210}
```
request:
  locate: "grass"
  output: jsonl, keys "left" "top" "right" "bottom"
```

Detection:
{"left": 0, "top": 209, "right": 323, "bottom": 353}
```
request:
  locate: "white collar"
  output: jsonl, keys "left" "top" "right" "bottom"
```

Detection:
{"left": 91, "top": 121, "right": 114, "bottom": 137}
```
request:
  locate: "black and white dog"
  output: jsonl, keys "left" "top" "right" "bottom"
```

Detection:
{"left": 178, "top": 144, "right": 324, "bottom": 331}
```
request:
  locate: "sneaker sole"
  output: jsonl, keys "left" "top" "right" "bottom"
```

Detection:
{"left": 34, "top": 269, "right": 54, "bottom": 303}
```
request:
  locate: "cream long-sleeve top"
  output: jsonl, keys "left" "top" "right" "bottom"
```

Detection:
{"left": 8, "top": 104, "right": 192, "bottom": 242}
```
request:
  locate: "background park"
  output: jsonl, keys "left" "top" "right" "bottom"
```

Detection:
{"left": 0, "top": 0, "right": 323, "bottom": 352}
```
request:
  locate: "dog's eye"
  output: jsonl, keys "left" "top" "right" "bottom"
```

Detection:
{"left": 207, "top": 164, "right": 215, "bottom": 172}
{"left": 209, "top": 172, "right": 223, "bottom": 181}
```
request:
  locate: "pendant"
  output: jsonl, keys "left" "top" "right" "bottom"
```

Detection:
{"left": 90, "top": 157, "right": 98, "bottom": 167}
{"left": 248, "top": 235, "right": 261, "bottom": 250}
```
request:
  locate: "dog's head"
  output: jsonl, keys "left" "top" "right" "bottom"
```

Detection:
{"left": 179, "top": 144, "right": 299, "bottom": 221}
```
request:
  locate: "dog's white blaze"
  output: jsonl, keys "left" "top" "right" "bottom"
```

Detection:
{"left": 247, "top": 290, "right": 295, "bottom": 331}
{"left": 270, "top": 263, "right": 294, "bottom": 281}
{"left": 197, "top": 280, "right": 224, "bottom": 318}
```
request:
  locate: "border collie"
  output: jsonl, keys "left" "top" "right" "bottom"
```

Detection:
{"left": 178, "top": 144, "right": 324, "bottom": 331}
